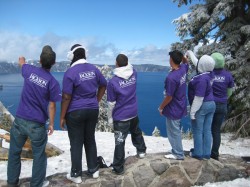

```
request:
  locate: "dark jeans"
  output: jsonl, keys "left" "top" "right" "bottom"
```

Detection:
{"left": 112, "top": 116, "right": 146, "bottom": 172}
{"left": 66, "top": 109, "right": 99, "bottom": 177}
{"left": 7, "top": 117, "right": 47, "bottom": 187}
{"left": 211, "top": 102, "right": 227, "bottom": 159}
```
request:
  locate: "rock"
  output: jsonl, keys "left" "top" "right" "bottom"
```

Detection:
{"left": 133, "top": 164, "right": 156, "bottom": 187}
{"left": 155, "top": 166, "right": 192, "bottom": 187}
{"left": 0, "top": 153, "right": 248, "bottom": 187}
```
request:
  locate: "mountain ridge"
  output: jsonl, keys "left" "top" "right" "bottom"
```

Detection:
{"left": 0, "top": 60, "right": 169, "bottom": 74}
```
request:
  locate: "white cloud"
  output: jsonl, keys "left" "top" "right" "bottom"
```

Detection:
{"left": 0, "top": 31, "right": 170, "bottom": 65}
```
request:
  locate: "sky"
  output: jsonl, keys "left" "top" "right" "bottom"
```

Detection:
{"left": 0, "top": 129, "right": 250, "bottom": 186}
{"left": 0, "top": 0, "right": 190, "bottom": 65}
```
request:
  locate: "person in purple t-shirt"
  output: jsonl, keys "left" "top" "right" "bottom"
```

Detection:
{"left": 107, "top": 54, "right": 146, "bottom": 175}
{"left": 210, "top": 52, "right": 234, "bottom": 160}
{"left": 158, "top": 50, "right": 188, "bottom": 160}
{"left": 7, "top": 46, "right": 61, "bottom": 187}
{"left": 60, "top": 44, "right": 107, "bottom": 184}
{"left": 186, "top": 50, "right": 216, "bottom": 160}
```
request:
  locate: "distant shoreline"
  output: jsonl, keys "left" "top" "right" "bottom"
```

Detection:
{"left": 0, "top": 61, "right": 170, "bottom": 74}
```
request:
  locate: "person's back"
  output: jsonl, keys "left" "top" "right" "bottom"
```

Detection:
{"left": 210, "top": 52, "right": 234, "bottom": 160}
{"left": 63, "top": 62, "right": 106, "bottom": 112}
{"left": 163, "top": 63, "right": 188, "bottom": 120}
{"left": 8, "top": 45, "right": 61, "bottom": 187}
{"left": 213, "top": 69, "right": 234, "bottom": 103}
{"left": 158, "top": 50, "right": 188, "bottom": 160}
{"left": 107, "top": 54, "right": 146, "bottom": 175}
{"left": 16, "top": 64, "right": 61, "bottom": 123}
{"left": 108, "top": 67, "right": 137, "bottom": 121}
{"left": 60, "top": 44, "right": 107, "bottom": 184}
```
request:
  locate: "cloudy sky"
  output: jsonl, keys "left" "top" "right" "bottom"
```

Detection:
{"left": 0, "top": 0, "right": 189, "bottom": 65}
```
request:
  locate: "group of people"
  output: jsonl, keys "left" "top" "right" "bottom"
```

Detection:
{"left": 6, "top": 44, "right": 234, "bottom": 187}
{"left": 159, "top": 50, "right": 234, "bottom": 162}
{"left": 6, "top": 44, "right": 146, "bottom": 187}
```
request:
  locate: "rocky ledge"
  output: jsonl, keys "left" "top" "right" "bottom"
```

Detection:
{"left": 0, "top": 153, "right": 249, "bottom": 187}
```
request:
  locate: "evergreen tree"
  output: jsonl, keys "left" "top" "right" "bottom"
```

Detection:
{"left": 172, "top": 0, "right": 250, "bottom": 136}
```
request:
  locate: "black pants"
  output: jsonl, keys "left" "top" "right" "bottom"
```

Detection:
{"left": 66, "top": 109, "right": 99, "bottom": 177}
{"left": 112, "top": 116, "right": 147, "bottom": 172}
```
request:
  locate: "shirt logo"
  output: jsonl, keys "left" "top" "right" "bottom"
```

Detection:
{"left": 28, "top": 73, "right": 48, "bottom": 88}
{"left": 79, "top": 71, "right": 96, "bottom": 81}
{"left": 180, "top": 73, "right": 187, "bottom": 85}
{"left": 214, "top": 76, "right": 225, "bottom": 82}
{"left": 119, "top": 76, "right": 136, "bottom": 88}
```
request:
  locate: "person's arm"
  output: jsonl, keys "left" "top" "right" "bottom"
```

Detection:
{"left": 60, "top": 93, "right": 72, "bottom": 130}
{"left": 185, "top": 50, "right": 198, "bottom": 67}
{"left": 48, "top": 102, "right": 56, "bottom": 135}
{"left": 97, "top": 86, "right": 106, "bottom": 102}
{"left": 107, "top": 101, "right": 116, "bottom": 129}
{"left": 182, "top": 56, "right": 189, "bottom": 64}
{"left": 18, "top": 56, "right": 26, "bottom": 67}
{"left": 190, "top": 96, "right": 204, "bottom": 120}
{"left": 158, "top": 95, "right": 173, "bottom": 115}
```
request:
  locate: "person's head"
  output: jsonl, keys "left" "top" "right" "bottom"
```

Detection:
{"left": 116, "top": 54, "right": 128, "bottom": 67}
{"left": 197, "top": 55, "right": 215, "bottom": 73}
{"left": 169, "top": 50, "right": 183, "bottom": 67}
{"left": 211, "top": 52, "right": 225, "bottom": 69}
{"left": 40, "top": 45, "right": 56, "bottom": 70}
{"left": 67, "top": 44, "right": 86, "bottom": 64}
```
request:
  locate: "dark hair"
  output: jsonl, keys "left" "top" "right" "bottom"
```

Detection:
{"left": 71, "top": 44, "right": 86, "bottom": 65}
{"left": 169, "top": 50, "right": 183, "bottom": 65}
{"left": 40, "top": 45, "right": 56, "bottom": 69}
{"left": 116, "top": 54, "right": 128, "bottom": 67}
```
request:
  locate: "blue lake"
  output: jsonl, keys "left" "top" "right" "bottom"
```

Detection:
{"left": 0, "top": 72, "right": 191, "bottom": 137}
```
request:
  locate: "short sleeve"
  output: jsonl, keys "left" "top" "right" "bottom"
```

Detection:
{"left": 62, "top": 71, "right": 74, "bottom": 95}
{"left": 22, "top": 64, "right": 32, "bottom": 78}
{"left": 107, "top": 81, "right": 116, "bottom": 102}
{"left": 165, "top": 76, "right": 177, "bottom": 97}
{"left": 49, "top": 79, "right": 61, "bottom": 102}
{"left": 95, "top": 68, "right": 107, "bottom": 87}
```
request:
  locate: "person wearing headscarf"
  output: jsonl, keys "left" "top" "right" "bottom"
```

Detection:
{"left": 210, "top": 52, "right": 234, "bottom": 160}
{"left": 186, "top": 50, "right": 216, "bottom": 160}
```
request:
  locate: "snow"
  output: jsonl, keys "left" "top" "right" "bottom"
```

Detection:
{"left": 0, "top": 130, "right": 250, "bottom": 186}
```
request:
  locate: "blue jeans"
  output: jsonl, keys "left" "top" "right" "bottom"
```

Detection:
{"left": 166, "top": 119, "right": 184, "bottom": 159}
{"left": 7, "top": 117, "right": 48, "bottom": 187}
{"left": 191, "top": 101, "right": 215, "bottom": 160}
{"left": 113, "top": 116, "right": 146, "bottom": 173}
{"left": 211, "top": 102, "right": 227, "bottom": 159}
{"left": 66, "top": 109, "right": 99, "bottom": 177}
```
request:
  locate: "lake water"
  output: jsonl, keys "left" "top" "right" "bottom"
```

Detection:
{"left": 0, "top": 72, "right": 191, "bottom": 137}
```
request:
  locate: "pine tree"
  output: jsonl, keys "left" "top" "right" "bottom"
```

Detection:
{"left": 172, "top": 0, "right": 250, "bottom": 136}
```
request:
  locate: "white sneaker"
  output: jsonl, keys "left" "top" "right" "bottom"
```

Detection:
{"left": 42, "top": 180, "right": 49, "bottom": 187}
{"left": 138, "top": 153, "right": 146, "bottom": 159}
{"left": 164, "top": 154, "right": 178, "bottom": 159}
{"left": 164, "top": 154, "right": 184, "bottom": 160}
{"left": 92, "top": 170, "right": 99, "bottom": 179}
{"left": 66, "top": 173, "right": 82, "bottom": 184}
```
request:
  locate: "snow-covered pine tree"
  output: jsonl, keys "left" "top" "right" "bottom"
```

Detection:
{"left": 95, "top": 65, "right": 114, "bottom": 132}
{"left": 172, "top": 0, "right": 250, "bottom": 136}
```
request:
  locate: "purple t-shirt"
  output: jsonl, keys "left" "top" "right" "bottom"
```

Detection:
{"left": 62, "top": 63, "right": 107, "bottom": 113}
{"left": 213, "top": 69, "right": 234, "bottom": 103}
{"left": 107, "top": 70, "right": 137, "bottom": 121}
{"left": 16, "top": 64, "right": 61, "bottom": 124}
{"left": 188, "top": 72, "right": 214, "bottom": 105}
{"left": 162, "top": 63, "right": 188, "bottom": 120}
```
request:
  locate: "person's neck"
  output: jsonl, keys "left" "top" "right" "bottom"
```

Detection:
{"left": 171, "top": 64, "right": 180, "bottom": 71}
